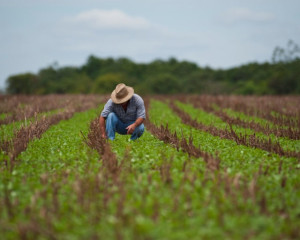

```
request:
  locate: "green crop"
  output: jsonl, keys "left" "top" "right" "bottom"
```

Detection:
{"left": 176, "top": 101, "right": 300, "bottom": 153}
{"left": 0, "top": 109, "right": 63, "bottom": 143}
{"left": 150, "top": 100, "right": 297, "bottom": 173}
{"left": 0, "top": 112, "right": 9, "bottom": 120}
{"left": 0, "top": 97, "right": 299, "bottom": 240}
{"left": 148, "top": 100, "right": 300, "bottom": 221}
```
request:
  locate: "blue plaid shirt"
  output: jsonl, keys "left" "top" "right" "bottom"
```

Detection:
{"left": 101, "top": 94, "right": 146, "bottom": 123}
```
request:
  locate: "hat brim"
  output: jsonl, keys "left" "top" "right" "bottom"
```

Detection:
{"left": 111, "top": 87, "right": 134, "bottom": 104}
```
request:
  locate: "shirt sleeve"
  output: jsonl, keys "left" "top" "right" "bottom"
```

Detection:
{"left": 101, "top": 99, "right": 114, "bottom": 118}
{"left": 135, "top": 95, "right": 146, "bottom": 119}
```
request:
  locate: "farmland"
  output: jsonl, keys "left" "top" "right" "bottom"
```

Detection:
{"left": 0, "top": 94, "right": 299, "bottom": 240}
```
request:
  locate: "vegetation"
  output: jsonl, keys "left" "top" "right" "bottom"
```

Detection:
{"left": 5, "top": 41, "right": 300, "bottom": 95}
{"left": 0, "top": 94, "right": 299, "bottom": 239}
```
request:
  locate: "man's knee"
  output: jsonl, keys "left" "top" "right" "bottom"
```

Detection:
{"left": 106, "top": 112, "right": 118, "bottom": 124}
{"left": 130, "top": 124, "right": 144, "bottom": 140}
{"left": 138, "top": 123, "right": 144, "bottom": 131}
{"left": 107, "top": 112, "right": 117, "bottom": 120}
{"left": 136, "top": 123, "right": 145, "bottom": 135}
{"left": 106, "top": 112, "right": 119, "bottom": 131}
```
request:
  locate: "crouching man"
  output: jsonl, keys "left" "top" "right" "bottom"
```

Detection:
{"left": 99, "top": 83, "right": 145, "bottom": 141}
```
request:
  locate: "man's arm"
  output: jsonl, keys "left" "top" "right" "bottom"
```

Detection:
{"left": 99, "top": 116, "right": 107, "bottom": 138}
{"left": 126, "top": 118, "right": 144, "bottom": 134}
{"left": 100, "top": 99, "right": 114, "bottom": 139}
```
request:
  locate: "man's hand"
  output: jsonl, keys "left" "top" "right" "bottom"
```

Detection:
{"left": 127, "top": 118, "right": 144, "bottom": 135}
{"left": 126, "top": 123, "right": 136, "bottom": 134}
{"left": 102, "top": 133, "right": 107, "bottom": 139}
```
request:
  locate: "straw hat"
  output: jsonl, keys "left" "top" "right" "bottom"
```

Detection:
{"left": 111, "top": 83, "right": 134, "bottom": 104}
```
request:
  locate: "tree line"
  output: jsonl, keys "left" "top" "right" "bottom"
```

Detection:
{"left": 6, "top": 41, "right": 300, "bottom": 95}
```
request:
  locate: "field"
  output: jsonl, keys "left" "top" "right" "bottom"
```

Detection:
{"left": 0, "top": 94, "right": 299, "bottom": 240}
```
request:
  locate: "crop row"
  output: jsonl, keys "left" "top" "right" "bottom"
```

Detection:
{"left": 0, "top": 94, "right": 104, "bottom": 124}
{"left": 0, "top": 96, "right": 103, "bottom": 170}
{"left": 0, "top": 109, "right": 63, "bottom": 143}
{"left": 219, "top": 108, "right": 300, "bottom": 140}
{"left": 177, "top": 95, "right": 300, "bottom": 129}
{"left": 149, "top": 99, "right": 298, "bottom": 173}
{"left": 169, "top": 100, "right": 299, "bottom": 159}
{"left": 0, "top": 107, "right": 105, "bottom": 239}
{"left": 144, "top": 99, "right": 221, "bottom": 170}
{"left": 148, "top": 99, "right": 299, "bottom": 233}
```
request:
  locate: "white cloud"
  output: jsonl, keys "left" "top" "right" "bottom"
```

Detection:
{"left": 223, "top": 7, "right": 275, "bottom": 24}
{"left": 64, "top": 9, "right": 152, "bottom": 30}
{"left": 52, "top": 8, "right": 173, "bottom": 56}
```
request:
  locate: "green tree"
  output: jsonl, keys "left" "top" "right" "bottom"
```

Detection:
{"left": 6, "top": 73, "right": 38, "bottom": 94}
{"left": 37, "top": 67, "right": 58, "bottom": 94}
{"left": 147, "top": 73, "right": 181, "bottom": 94}
{"left": 92, "top": 73, "right": 127, "bottom": 93}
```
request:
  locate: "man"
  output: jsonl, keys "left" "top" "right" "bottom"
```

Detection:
{"left": 99, "top": 83, "right": 145, "bottom": 140}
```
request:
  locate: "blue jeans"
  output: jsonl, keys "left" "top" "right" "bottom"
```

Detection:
{"left": 106, "top": 112, "right": 145, "bottom": 140}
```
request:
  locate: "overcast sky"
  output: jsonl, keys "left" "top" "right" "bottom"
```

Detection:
{"left": 1, "top": 0, "right": 300, "bottom": 90}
